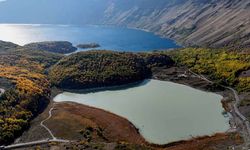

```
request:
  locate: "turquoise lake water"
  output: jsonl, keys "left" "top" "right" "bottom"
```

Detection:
{"left": 54, "top": 80, "right": 230, "bottom": 144}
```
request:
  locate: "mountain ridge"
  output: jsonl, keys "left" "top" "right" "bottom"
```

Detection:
{"left": 102, "top": 0, "right": 250, "bottom": 48}
{"left": 0, "top": 0, "right": 249, "bottom": 48}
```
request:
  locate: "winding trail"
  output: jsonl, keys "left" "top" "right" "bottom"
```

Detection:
{"left": 188, "top": 69, "right": 250, "bottom": 139}
{"left": 40, "top": 107, "right": 56, "bottom": 139}
{"left": 39, "top": 104, "right": 71, "bottom": 142}
{"left": 0, "top": 105, "right": 70, "bottom": 150}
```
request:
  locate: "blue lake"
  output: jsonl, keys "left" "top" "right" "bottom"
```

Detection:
{"left": 0, "top": 24, "right": 180, "bottom": 51}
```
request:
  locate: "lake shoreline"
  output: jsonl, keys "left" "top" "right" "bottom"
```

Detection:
{"left": 52, "top": 66, "right": 230, "bottom": 99}
{"left": 49, "top": 102, "right": 241, "bottom": 149}
{"left": 0, "top": 24, "right": 180, "bottom": 51}
{"left": 14, "top": 66, "right": 239, "bottom": 149}
{"left": 52, "top": 79, "right": 148, "bottom": 96}
{"left": 51, "top": 66, "right": 233, "bottom": 146}
{"left": 51, "top": 100, "right": 232, "bottom": 147}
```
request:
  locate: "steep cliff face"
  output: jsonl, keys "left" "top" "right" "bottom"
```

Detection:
{"left": 0, "top": 0, "right": 249, "bottom": 48}
{"left": 103, "top": 0, "right": 250, "bottom": 48}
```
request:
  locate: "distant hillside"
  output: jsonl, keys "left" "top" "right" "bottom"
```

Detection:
{"left": 24, "top": 41, "right": 77, "bottom": 54}
{"left": 0, "top": 0, "right": 249, "bottom": 48}
{"left": 103, "top": 0, "right": 250, "bottom": 49}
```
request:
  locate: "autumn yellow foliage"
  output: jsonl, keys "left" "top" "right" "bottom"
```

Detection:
{"left": 0, "top": 45, "right": 61, "bottom": 144}
{"left": 168, "top": 48, "right": 250, "bottom": 91}
{"left": 0, "top": 65, "right": 49, "bottom": 95}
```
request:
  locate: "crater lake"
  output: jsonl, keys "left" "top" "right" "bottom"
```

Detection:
{"left": 0, "top": 24, "right": 180, "bottom": 51}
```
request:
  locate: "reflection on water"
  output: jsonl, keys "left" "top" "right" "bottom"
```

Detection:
{"left": 0, "top": 24, "right": 181, "bottom": 51}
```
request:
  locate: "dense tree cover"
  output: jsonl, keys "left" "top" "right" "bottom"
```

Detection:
{"left": 49, "top": 50, "right": 149, "bottom": 89}
{"left": 77, "top": 43, "right": 100, "bottom": 49}
{"left": 24, "top": 41, "right": 77, "bottom": 54}
{"left": 0, "top": 40, "right": 175, "bottom": 144}
{"left": 0, "top": 44, "right": 63, "bottom": 72}
{"left": 139, "top": 52, "right": 175, "bottom": 69}
{"left": 0, "top": 42, "right": 63, "bottom": 144}
{"left": 168, "top": 48, "right": 250, "bottom": 92}
{"left": 49, "top": 50, "right": 174, "bottom": 89}
{"left": 0, "top": 41, "right": 19, "bottom": 51}
{"left": 0, "top": 42, "right": 174, "bottom": 144}
{"left": 0, "top": 66, "right": 50, "bottom": 144}
{"left": 12, "top": 48, "right": 64, "bottom": 70}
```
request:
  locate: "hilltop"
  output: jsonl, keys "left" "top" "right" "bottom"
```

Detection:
{"left": 24, "top": 41, "right": 77, "bottom": 54}
{"left": 49, "top": 50, "right": 174, "bottom": 89}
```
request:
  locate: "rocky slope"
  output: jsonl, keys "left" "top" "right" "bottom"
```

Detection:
{"left": 0, "top": 0, "right": 249, "bottom": 48}
{"left": 0, "top": 0, "right": 247, "bottom": 48}
{"left": 102, "top": 0, "right": 250, "bottom": 48}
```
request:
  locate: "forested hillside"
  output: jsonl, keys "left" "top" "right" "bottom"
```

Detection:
{"left": 0, "top": 41, "right": 175, "bottom": 144}
{"left": 168, "top": 48, "right": 250, "bottom": 92}
{"left": 0, "top": 41, "right": 62, "bottom": 144}
{"left": 49, "top": 50, "right": 174, "bottom": 89}
{"left": 24, "top": 41, "right": 77, "bottom": 54}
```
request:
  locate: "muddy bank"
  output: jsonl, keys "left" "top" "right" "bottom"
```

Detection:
{"left": 152, "top": 67, "right": 224, "bottom": 93}
{"left": 16, "top": 99, "right": 242, "bottom": 148}
{"left": 15, "top": 100, "right": 242, "bottom": 150}
{"left": 46, "top": 102, "right": 147, "bottom": 144}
